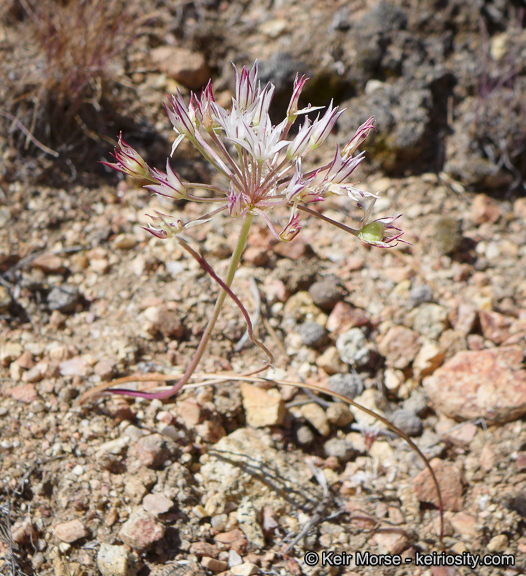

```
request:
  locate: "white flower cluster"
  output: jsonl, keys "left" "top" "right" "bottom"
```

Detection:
{"left": 104, "top": 61, "right": 406, "bottom": 247}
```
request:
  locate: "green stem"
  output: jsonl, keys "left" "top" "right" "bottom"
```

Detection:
{"left": 211, "top": 212, "right": 254, "bottom": 313}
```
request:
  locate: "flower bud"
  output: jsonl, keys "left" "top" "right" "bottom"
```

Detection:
{"left": 287, "top": 74, "right": 308, "bottom": 121}
{"left": 101, "top": 135, "right": 153, "bottom": 181}
{"left": 279, "top": 213, "right": 302, "bottom": 242}
{"left": 228, "top": 189, "right": 245, "bottom": 217}
{"left": 342, "top": 117, "right": 375, "bottom": 159}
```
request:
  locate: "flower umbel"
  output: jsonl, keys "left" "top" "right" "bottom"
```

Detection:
{"left": 104, "top": 61, "right": 405, "bottom": 245}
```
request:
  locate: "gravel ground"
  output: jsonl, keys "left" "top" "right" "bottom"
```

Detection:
{"left": 1, "top": 1, "right": 526, "bottom": 576}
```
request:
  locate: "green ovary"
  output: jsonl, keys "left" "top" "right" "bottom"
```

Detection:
{"left": 358, "top": 222, "right": 385, "bottom": 243}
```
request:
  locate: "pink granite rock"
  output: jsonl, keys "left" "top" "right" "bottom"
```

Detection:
{"left": 423, "top": 347, "right": 526, "bottom": 424}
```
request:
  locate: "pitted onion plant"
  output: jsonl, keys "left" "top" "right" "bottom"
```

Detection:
{"left": 98, "top": 61, "right": 408, "bottom": 401}
{"left": 89, "top": 63, "right": 444, "bottom": 537}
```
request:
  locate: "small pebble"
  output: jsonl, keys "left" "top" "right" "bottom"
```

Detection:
{"left": 119, "top": 509, "right": 165, "bottom": 550}
{"left": 202, "top": 557, "right": 229, "bottom": 573}
{"left": 8, "top": 383, "right": 39, "bottom": 403}
{"left": 487, "top": 534, "right": 508, "bottom": 552}
{"left": 133, "top": 434, "right": 169, "bottom": 468}
{"left": 53, "top": 519, "right": 88, "bottom": 543}
{"left": 59, "top": 356, "right": 88, "bottom": 377}
{"left": 390, "top": 409, "right": 423, "bottom": 437}
{"left": 229, "top": 548, "right": 243, "bottom": 567}
{"left": 97, "top": 544, "right": 134, "bottom": 576}
{"left": 211, "top": 514, "right": 228, "bottom": 531}
{"left": 296, "top": 425, "right": 315, "bottom": 445}
{"left": 0, "top": 342, "right": 23, "bottom": 366}
{"left": 165, "top": 261, "right": 184, "bottom": 275}
{"left": 328, "top": 373, "right": 364, "bottom": 400}
{"left": 49, "top": 310, "right": 67, "bottom": 329}
{"left": 300, "top": 403, "right": 330, "bottom": 436}
{"left": 308, "top": 279, "right": 343, "bottom": 311}
{"left": 112, "top": 233, "right": 137, "bottom": 250}
{"left": 231, "top": 562, "right": 258, "bottom": 576}
{"left": 411, "top": 303, "right": 447, "bottom": 340}
{"left": 32, "top": 552, "right": 45, "bottom": 570}
{"left": 47, "top": 285, "right": 80, "bottom": 313}
{"left": 409, "top": 285, "right": 433, "bottom": 306}
{"left": 317, "top": 346, "right": 347, "bottom": 374}
{"left": 326, "top": 403, "right": 354, "bottom": 427}
{"left": 143, "top": 493, "right": 174, "bottom": 516}
{"left": 432, "top": 217, "right": 463, "bottom": 255}
{"left": 241, "top": 383, "right": 285, "bottom": 427}
{"left": 324, "top": 438, "right": 354, "bottom": 461}
{"left": 298, "top": 321, "right": 327, "bottom": 348}
{"left": 336, "top": 328, "right": 371, "bottom": 367}
{"left": 94, "top": 358, "right": 116, "bottom": 380}
{"left": 402, "top": 390, "right": 429, "bottom": 416}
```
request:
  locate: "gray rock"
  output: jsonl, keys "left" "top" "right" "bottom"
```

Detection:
{"left": 412, "top": 303, "right": 448, "bottom": 340}
{"left": 338, "top": 77, "right": 433, "bottom": 172}
{"left": 47, "top": 285, "right": 79, "bottom": 313}
{"left": 296, "top": 425, "right": 315, "bottom": 445}
{"left": 328, "top": 373, "right": 364, "bottom": 400}
{"left": 409, "top": 285, "right": 434, "bottom": 307}
{"left": 258, "top": 52, "right": 302, "bottom": 93}
{"left": 298, "top": 321, "right": 327, "bottom": 348}
{"left": 432, "top": 217, "right": 463, "bottom": 255}
{"left": 308, "top": 279, "right": 343, "bottom": 311}
{"left": 391, "top": 89, "right": 432, "bottom": 158}
{"left": 336, "top": 328, "right": 373, "bottom": 368}
{"left": 403, "top": 390, "right": 429, "bottom": 416}
{"left": 336, "top": 328, "right": 366, "bottom": 361}
{"left": 324, "top": 438, "right": 354, "bottom": 461}
{"left": 390, "top": 409, "right": 423, "bottom": 437}
{"left": 444, "top": 92, "right": 517, "bottom": 191}
{"left": 237, "top": 499, "right": 265, "bottom": 548}
{"left": 339, "top": 86, "right": 396, "bottom": 139}
{"left": 363, "top": 2, "right": 408, "bottom": 31}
